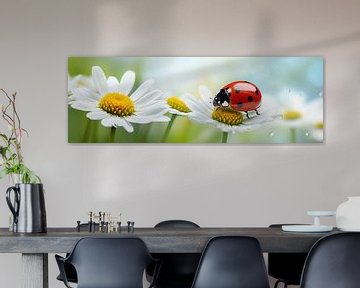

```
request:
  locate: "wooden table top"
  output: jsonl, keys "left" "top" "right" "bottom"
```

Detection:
{"left": 0, "top": 227, "right": 340, "bottom": 253}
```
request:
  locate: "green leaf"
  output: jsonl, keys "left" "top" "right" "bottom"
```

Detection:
{"left": 21, "top": 128, "right": 29, "bottom": 137}
{"left": 0, "top": 146, "right": 7, "bottom": 157}
{"left": 28, "top": 172, "right": 39, "bottom": 184}
{"left": 0, "top": 134, "right": 8, "bottom": 141}
{"left": 10, "top": 153, "right": 17, "bottom": 160}
{"left": 17, "top": 164, "right": 41, "bottom": 184}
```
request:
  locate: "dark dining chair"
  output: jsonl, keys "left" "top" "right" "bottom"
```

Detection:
{"left": 300, "top": 232, "right": 360, "bottom": 288}
{"left": 268, "top": 224, "right": 308, "bottom": 288}
{"left": 146, "top": 220, "right": 201, "bottom": 288}
{"left": 55, "top": 237, "right": 160, "bottom": 288}
{"left": 56, "top": 262, "right": 77, "bottom": 284}
{"left": 191, "top": 236, "right": 270, "bottom": 288}
{"left": 56, "top": 223, "right": 99, "bottom": 284}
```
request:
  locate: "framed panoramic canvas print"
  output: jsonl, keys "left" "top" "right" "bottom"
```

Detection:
{"left": 68, "top": 57, "right": 323, "bottom": 143}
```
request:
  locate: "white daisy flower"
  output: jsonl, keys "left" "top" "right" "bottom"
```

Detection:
{"left": 306, "top": 98, "right": 324, "bottom": 141}
{"left": 69, "top": 66, "right": 170, "bottom": 133}
{"left": 276, "top": 89, "right": 324, "bottom": 142}
{"left": 68, "top": 75, "right": 94, "bottom": 96}
{"left": 187, "top": 85, "right": 280, "bottom": 134}
{"left": 279, "top": 89, "right": 315, "bottom": 127}
{"left": 165, "top": 93, "right": 192, "bottom": 116}
{"left": 160, "top": 93, "right": 193, "bottom": 142}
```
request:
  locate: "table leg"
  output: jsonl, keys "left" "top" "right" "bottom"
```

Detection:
{"left": 22, "top": 253, "right": 48, "bottom": 288}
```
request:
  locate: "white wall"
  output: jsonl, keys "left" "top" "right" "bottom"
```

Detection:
{"left": 0, "top": 0, "right": 360, "bottom": 287}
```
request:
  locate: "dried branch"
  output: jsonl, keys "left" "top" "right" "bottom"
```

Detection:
{"left": 0, "top": 88, "right": 38, "bottom": 182}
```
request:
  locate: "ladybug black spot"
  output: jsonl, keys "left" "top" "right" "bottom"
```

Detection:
{"left": 248, "top": 96, "right": 254, "bottom": 102}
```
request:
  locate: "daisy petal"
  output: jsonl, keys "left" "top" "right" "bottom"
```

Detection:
{"left": 113, "top": 117, "right": 134, "bottom": 133}
{"left": 128, "top": 115, "right": 169, "bottom": 124}
{"left": 101, "top": 117, "right": 116, "bottom": 127}
{"left": 181, "top": 93, "right": 195, "bottom": 101}
{"left": 137, "top": 105, "right": 168, "bottom": 116}
{"left": 187, "top": 98, "right": 210, "bottom": 117}
{"left": 92, "top": 66, "right": 108, "bottom": 94}
{"left": 136, "top": 100, "right": 166, "bottom": 112}
{"left": 168, "top": 109, "right": 188, "bottom": 116}
{"left": 119, "top": 70, "right": 135, "bottom": 95}
{"left": 127, "top": 115, "right": 154, "bottom": 124}
{"left": 136, "top": 97, "right": 164, "bottom": 110}
{"left": 152, "top": 115, "right": 170, "bottom": 122}
{"left": 199, "top": 85, "right": 213, "bottom": 101}
{"left": 134, "top": 90, "right": 162, "bottom": 106}
{"left": 87, "top": 110, "right": 108, "bottom": 120}
{"left": 71, "top": 88, "right": 100, "bottom": 101}
{"left": 190, "top": 115, "right": 208, "bottom": 124}
{"left": 107, "top": 76, "right": 120, "bottom": 92}
{"left": 130, "top": 79, "right": 154, "bottom": 102}
{"left": 71, "top": 101, "right": 98, "bottom": 111}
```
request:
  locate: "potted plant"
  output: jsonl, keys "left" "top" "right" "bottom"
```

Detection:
{"left": 0, "top": 89, "right": 40, "bottom": 183}
{"left": 0, "top": 88, "right": 46, "bottom": 233}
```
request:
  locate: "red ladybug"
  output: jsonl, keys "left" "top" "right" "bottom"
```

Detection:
{"left": 213, "top": 80, "right": 262, "bottom": 118}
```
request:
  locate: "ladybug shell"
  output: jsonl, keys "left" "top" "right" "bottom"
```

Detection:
{"left": 223, "top": 81, "right": 262, "bottom": 112}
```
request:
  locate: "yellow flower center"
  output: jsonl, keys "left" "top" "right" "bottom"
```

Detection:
{"left": 167, "top": 96, "right": 191, "bottom": 113}
{"left": 314, "top": 121, "right": 324, "bottom": 129}
{"left": 98, "top": 92, "right": 135, "bottom": 117}
{"left": 282, "top": 110, "right": 303, "bottom": 120}
{"left": 212, "top": 107, "right": 243, "bottom": 126}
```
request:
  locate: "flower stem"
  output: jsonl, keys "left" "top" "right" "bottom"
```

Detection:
{"left": 91, "top": 121, "right": 99, "bottom": 142}
{"left": 82, "top": 120, "right": 91, "bottom": 142}
{"left": 221, "top": 131, "right": 228, "bottom": 143}
{"left": 161, "top": 114, "right": 177, "bottom": 142}
{"left": 290, "top": 127, "right": 296, "bottom": 143}
{"left": 110, "top": 127, "right": 116, "bottom": 143}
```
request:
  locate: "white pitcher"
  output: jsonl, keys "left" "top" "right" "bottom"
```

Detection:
{"left": 336, "top": 196, "right": 360, "bottom": 231}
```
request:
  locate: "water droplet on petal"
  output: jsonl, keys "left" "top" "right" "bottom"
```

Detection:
{"left": 305, "top": 131, "right": 310, "bottom": 137}
{"left": 269, "top": 131, "right": 275, "bottom": 137}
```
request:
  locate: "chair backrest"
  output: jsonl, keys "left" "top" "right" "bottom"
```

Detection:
{"left": 150, "top": 220, "right": 201, "bottom": 287}
{"left": 155, "top": 219, "right": 200, "bottom": 228}
{"left": 268, "top": 224, "right": 308, "bottom": 285}
{"left": 67, "top": 237, "right": 154, "bottom": 288}
{"left": 191, "top": 236, "right": 269, "bottom": 288}
{"left": 300, "top": 232, "right": 360, "bottom": 288}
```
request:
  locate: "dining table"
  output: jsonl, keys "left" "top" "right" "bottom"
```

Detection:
{"left": 0, "top": 226, "right": 340, "bottom": 288}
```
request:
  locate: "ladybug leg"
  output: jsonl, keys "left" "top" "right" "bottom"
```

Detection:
{"left": 255, "top": 109, "right": 260, "bottom": 115}
{"left": 246, "top": 111, "right": 250, "bottom": 119}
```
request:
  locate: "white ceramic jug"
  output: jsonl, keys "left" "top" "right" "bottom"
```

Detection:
{"left": 336, "top": 196, "right": 360, "bottom": 231}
